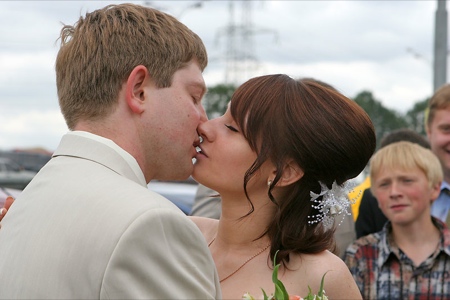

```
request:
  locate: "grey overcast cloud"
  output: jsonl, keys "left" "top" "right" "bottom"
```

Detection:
{"left": 0, "top": 1, "right": 441, "bottom": 151}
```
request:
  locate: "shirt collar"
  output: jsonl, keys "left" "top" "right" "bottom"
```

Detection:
{"left": 441, "top": 181, "right": 450, "bottom": 191}
{"left": 378, "top": 222, "right": 395, "bottom": 266}
{"left": 378, "top": 218, "right": 450, "bottom": 267}
{"left": 436, "top": 217, "right": 450, "bottom": 256}
{"left": 68, "top": 131, "right": 147, "bottom": 186}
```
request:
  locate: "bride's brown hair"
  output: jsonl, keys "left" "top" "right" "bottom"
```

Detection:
{"left": 230, "top": 74, "right": 376, "bottom": 265}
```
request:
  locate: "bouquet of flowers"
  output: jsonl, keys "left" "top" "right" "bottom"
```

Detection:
{"left": 242, "top": 251, "right": 328, "bottom": 300}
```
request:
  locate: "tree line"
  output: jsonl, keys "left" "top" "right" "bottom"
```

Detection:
{"left": 203, "top": 84, "right": 429, "bottom": 150}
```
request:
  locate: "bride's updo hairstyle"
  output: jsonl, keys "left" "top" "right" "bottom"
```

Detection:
{"left": 229, "top": 74, "right": 376, "bottom": 265}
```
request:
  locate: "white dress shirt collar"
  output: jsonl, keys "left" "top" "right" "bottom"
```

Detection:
{"left": 68, "top": 131, "right": 146, "bottom": 186}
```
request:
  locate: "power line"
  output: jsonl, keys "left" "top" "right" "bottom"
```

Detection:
{"left": 215, "top": 1, "right": 278, "bottom": 86}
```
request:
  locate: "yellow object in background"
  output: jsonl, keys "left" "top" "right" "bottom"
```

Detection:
{"left": 348, "top": 176, "right": 371, "bottom": 221}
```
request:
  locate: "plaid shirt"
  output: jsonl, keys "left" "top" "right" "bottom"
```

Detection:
{"left": 344, "top": 218, "right": 450, "bottom": 300}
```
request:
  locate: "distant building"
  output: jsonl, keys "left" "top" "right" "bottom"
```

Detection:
{"left": 0, "top": 148, "right": 52, "bottom": 172}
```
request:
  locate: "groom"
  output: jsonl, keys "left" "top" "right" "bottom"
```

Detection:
{"left": 0, "top": 4, "right": 220, "bottom": 299}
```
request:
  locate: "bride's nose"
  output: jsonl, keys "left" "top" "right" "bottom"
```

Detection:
{"left": 197, "top": 119, "right": 215, "bottom": 143}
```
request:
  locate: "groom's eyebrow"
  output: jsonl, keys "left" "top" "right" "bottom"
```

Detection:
{"left": 188, "top": 80, "right": 207, "bottom": 98}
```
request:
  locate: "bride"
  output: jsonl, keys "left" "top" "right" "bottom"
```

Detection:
{"left": 190, "top": 74, "right": 374, "bottom": 299}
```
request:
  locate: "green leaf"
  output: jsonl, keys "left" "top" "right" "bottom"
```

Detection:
{"left": 274, "top": 280, "right": 289, "bottom": 300}
{"left": 251, "top": 250, "right": 328, "bottom": 300}
{"left": 272, "top": 250, "right": 289, "bottom": 300}
{"left": 303, "top": 286, "right": 314, "bottom": 300}
{"left": 318, "top": 271, "right": 329, "bottom": 297}
{"left": 261, "top": 288, "right": 269, "bottom": 300}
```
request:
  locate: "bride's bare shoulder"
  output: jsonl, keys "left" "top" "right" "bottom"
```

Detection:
{"left": 188, "top": 216, "right": 218, "bottom": 239}
{"left": 297, "top": 249, "right": 341, "bottom": 263}
{"left": 289, "top": 250, "right": 339, "bottom": 272}
{"left": 292, "top": 250, "right": 351, "bottom": 277}
{"left": 288, "top": 251, "right": 361, "bottom": 299}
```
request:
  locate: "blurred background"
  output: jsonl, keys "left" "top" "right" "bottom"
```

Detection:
{"left": 0, "top": 0, "right": 448, "bottom": 212}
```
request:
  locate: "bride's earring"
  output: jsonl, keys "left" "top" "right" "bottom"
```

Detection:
{"left": 267, "top": 179, "right": 272, "bottom": 187}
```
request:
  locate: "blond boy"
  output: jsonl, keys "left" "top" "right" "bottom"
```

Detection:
{"left": 345, "top": 141, "right": 450, "bottom": 299}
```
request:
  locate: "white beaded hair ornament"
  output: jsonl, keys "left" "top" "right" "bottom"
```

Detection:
{"left": 308, "top": 180, "right": 357, "bottom": 227}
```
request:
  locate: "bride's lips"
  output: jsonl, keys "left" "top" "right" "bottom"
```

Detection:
{"left": 196, "top": 145, "right": 208, "bottom": 158}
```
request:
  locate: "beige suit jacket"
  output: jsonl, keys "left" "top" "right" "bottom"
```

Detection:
{"left": 0, "top": 133, "right": 221, "bottom": 299}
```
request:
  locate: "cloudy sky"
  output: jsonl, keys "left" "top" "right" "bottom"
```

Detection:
{"left": 0, "top": 0, "right": 443, "bottom": 152}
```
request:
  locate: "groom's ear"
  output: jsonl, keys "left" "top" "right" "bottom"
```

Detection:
{"left": 276, "top": 161, "right": 304, "bottom": 187}
{"left": 125, "top": 65, "right": 149, "bottom": 114}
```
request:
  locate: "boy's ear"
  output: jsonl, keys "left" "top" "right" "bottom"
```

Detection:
{"left": 125, "top": 65, "right": 149, "bottom": 114}
{"left": 275, "top": 161, "right": 304, "bottom": 187}
{"left": 430, "top": 181, "right": 442, "bottom": 203}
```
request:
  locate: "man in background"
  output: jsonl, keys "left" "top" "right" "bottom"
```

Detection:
{"left": 427, "top": 83, "right": 450, "bottom": 226}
